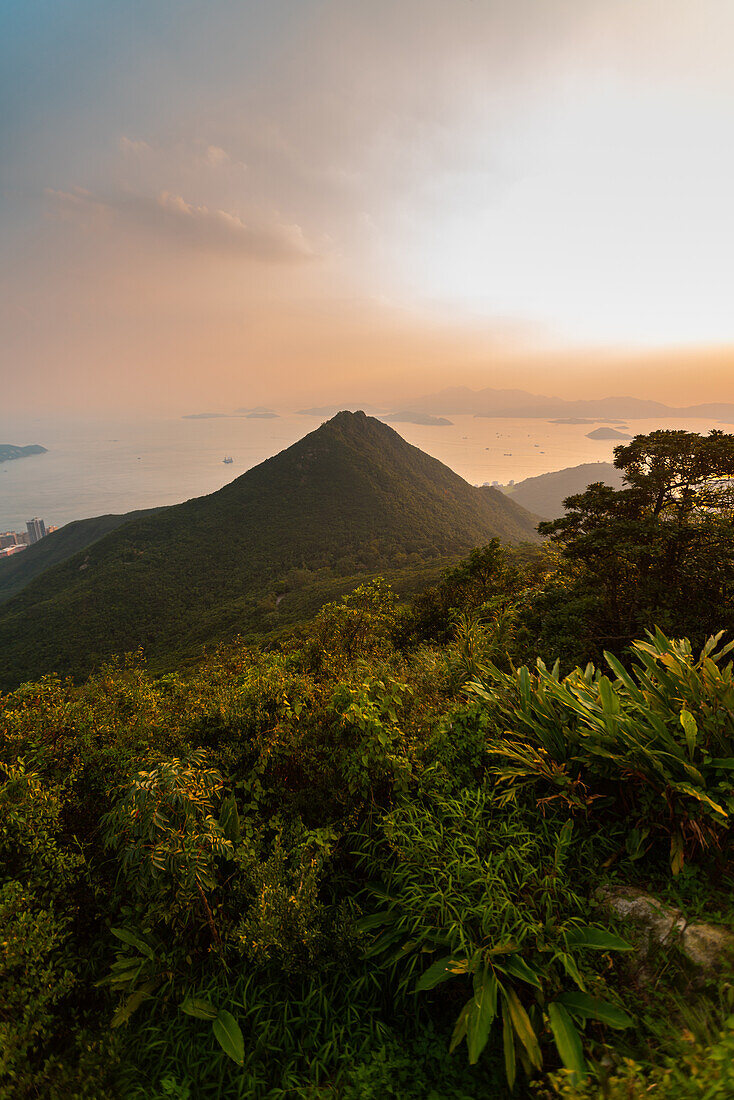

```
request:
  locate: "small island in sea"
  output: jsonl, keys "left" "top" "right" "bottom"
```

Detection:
{"left": 0, "top": 443, "right": 48, "bottom": 463}
{"left": 586, "top": 427, "right": 632, "bottom": 440}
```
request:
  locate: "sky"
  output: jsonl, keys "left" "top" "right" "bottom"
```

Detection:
{"left": 2, "top": 0, "right": 734, "bottom": 415}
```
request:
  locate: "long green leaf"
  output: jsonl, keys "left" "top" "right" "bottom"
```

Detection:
{"left": 449, "top": 997, "right": 475, "bottom": 1055}
{"left": 415, "top": 956, "right": 469, "bottom": 993}
{"left": 467, "top": 970, "right": 498, "bottom": 1064}
{"left": 680, "top": 710, "right": 698, "bottom": 758}
{"left": 110, "top": 927, "right": 154, "bottom": 959}
{"left": 502, "top": 1001, "right": 516, "bottom": 1089}
{"left": 604, "top": 652, "right": 644, "bottom": 703}
{"left": 557, "top": 992, "right": 633, "bottom": 1029}
{"left": 354, "top": 911, "right": 393, "bottom": 933}
{"left": 212, "top": 1009, "right": 244, "bottom": 1065}
{"left": 494, "top": 954, "right": 542, "bottom": 989}
{"left": 111, "top": 981, "right": 157, "bottom": 1028}
{"left": 548, "top": 1002, "right": 587, "bottom": 1083}
{"left": 565, "top": 926, "right": 633, "bottom": 952}
{"left": 504, "top": 986, "right": 542, "bottom": 1070}
{"left": 669, "top": 782, "right": 727, "bottom": 817}
{"left": 180, "top": 997, "right": 218, "bottom": 1020}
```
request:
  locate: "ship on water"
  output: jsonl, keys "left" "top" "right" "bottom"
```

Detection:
{"left": 223, "top": 455, "right": 233, "bottom": 464}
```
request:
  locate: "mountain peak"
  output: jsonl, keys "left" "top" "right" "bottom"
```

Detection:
{"left": 0, "top": 418, "right": 540, "bottom": 687}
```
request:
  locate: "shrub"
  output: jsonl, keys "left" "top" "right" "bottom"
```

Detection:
{"left": 471, "top": 629, "right": 734, "bottom": 872}
{"left": 356, "top": 787, "right": 632, "bottom": 1090}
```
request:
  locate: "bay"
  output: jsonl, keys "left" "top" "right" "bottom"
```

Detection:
{"left": 0, "top": 411, "right": 725, "bottom": 533}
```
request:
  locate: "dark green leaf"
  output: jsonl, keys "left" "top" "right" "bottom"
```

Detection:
{"left": 180, "top": 997, "right": 218, "bottom": 1020}
{"left": 565, "top": 926, "right": 633, "bottom": 952}
{"left": 415, "top": 956, "right": 469, "bottom": 992}
{"left": 467, "top": 970, "right": 498, "bottom": 1064}
{"left": 110, "top": 927, "right": 154, "bottom": 959}
{"left": 557, "top": 992, "right": 632, "bottom": 1029}
{"left": 548, "top": 1002, "right": 587, "bottom": 1083}
{"left": 212, "top": 1010, "right": 244, "bottom": 1065}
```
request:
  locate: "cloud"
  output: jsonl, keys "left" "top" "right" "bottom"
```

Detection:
{"left": 119, "top": 136, "right": 153, "bottom": 156}
{"left": 46, "top": 186, "right": 315, "bottom": 261}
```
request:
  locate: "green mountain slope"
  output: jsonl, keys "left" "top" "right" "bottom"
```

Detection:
{"left": 0, "top": 508, "right": 160, "bottom": 606}
{"left": 500, "top": 461, "right": 624, "bottom": 520}
{"left": 0, "top": 411, "right": 540, "bottom": 687}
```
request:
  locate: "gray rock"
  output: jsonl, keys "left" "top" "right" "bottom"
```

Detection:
{"left": 597, "top": 885, "right": 734, "bottom": 976}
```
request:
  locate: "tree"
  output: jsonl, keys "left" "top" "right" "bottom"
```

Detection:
{"left": 537, "top": 430, "right": 734, "bottom": 654}
{"left": 410, "top": 539, "right": 522, "bottom": 643}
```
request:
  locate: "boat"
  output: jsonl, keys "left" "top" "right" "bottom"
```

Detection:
{"left": 223, "top": 456, "right": 233, "bottom": 464}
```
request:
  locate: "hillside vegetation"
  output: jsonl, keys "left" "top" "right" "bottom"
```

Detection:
{"left": 0, "top": 412, "right": 539, "bottom": 688}
{"left": 1, "top": 427, "right": 733, "bottom": 1099}
{"left": 0, "top": 508, "right": 160, "bottom": 606}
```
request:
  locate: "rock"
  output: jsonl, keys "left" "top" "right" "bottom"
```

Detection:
{"left": 596, "top": 885, "right": 734, "bottom": 977}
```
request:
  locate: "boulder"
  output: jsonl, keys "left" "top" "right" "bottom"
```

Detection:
{"left": 596, "top": 885, "right": 734, "bottom": 977}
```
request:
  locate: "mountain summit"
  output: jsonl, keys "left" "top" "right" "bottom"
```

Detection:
{"left": 0, "top": 412, "right": 539, "bottom": 686}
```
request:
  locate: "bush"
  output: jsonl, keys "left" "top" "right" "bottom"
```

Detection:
{"left": 471, "top": 629, "right": 734, "bottom": 873}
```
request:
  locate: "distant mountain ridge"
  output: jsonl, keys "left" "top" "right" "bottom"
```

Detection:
{"left": 0, "top": 412, "right": 539, "bottom": 688}
{"left": 500, "top": 462, "right": 624, "bottom": 520}
{"left": 404, "top": 386, "right": 734, "bottom": 421}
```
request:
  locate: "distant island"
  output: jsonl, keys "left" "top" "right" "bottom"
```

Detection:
{"left": 586, "top": 427, "right": 632, "bottom": 440}
{"left": 0, "top": 443, "right": 47, "bottom": 463}
{"left": 381, "top": 412, "right": 453, "bottom": 427}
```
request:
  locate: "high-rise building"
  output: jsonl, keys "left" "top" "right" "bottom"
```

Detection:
{"left": 0, "top": 532, "right": 18, "bottom": 549}
{"left": 26, "top": 517, "right": 46, "bottom": 544}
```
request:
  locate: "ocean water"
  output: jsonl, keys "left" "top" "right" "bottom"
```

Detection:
{"left": 0, "top": 411, "right": 725, "bottom": 532}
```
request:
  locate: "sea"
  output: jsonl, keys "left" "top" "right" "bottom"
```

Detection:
{"left": 0, "top": 411, "right": 727, "bottom": 533}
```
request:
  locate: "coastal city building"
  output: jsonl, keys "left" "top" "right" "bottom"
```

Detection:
{"left": 26, "top": 517, "right": 47, "bottom": 544}
{"left": 0, "top": 520, "right": 52, "bottom": 554}
{"left": 0, "top": 544, "right": 27, "bottom": 558}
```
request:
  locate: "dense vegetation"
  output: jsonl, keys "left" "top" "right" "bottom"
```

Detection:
{"left": 1, "top": 427, "right": 733, "bottom": 1098}
{"left": 0, "top": 508, "right": 160, "bottom": 607}
{"left": 0, "top": 412, "right": 539, "bottom": 688}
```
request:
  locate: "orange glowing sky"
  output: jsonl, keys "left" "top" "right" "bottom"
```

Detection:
{"left": 3, "top": 0, "right": 734, "bottom": 415}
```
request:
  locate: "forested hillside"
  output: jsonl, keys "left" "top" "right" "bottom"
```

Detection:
{"left": 0, "top": 412, "right": 539, "bottom": 687}
{"left": 0, "top": 507, "right": 160, "bottom": 606}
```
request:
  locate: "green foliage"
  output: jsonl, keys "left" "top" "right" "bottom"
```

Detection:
{"left": 538, "top": 429, "right": 734, "bottom": 655}
{"left": 470, "top": 628, "right": 734, "bottom": 872}
{"left": 101, "top": 751, "right": 232, "bottom": 928}
{"left": 539, "top": 1012, "right": 734, "bottom": 1099}
{"left": 308, "top": 578, "right": 399, "bottom": 668}
{"left": 355, "top": 789, "right": 632, "bottom": 1089}
{"left": 1, "top": 449, "right": 733, "bottom": 1100}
